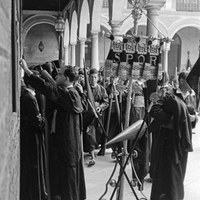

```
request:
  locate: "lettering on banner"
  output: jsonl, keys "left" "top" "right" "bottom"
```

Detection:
{"left": 104, "top": 41, "right": 163, "bottom": 80}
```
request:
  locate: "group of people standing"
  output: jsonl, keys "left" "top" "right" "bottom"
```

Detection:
{"left": 20, "top": 56, "right": 197, "bottom": 200}
{"left": 20, "top": 60, "right": 87, "bottom": 200}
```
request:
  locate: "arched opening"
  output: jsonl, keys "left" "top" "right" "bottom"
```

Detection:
{"left": 78, "top": 0, "right": 90, "bottom": 68}
{"left": 24, "top": 23, "right": 58, "bottom": 66}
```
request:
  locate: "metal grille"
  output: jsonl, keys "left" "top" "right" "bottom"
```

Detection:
{"left": 176, "top": 0, "right": 200, "bottom": 11}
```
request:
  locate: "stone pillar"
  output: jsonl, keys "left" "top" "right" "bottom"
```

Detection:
{"left": 145, "top": 1, "right": 165, "bottom": 43}
{"left": 145, "top": 1, "right": 166, "bottom": 73}
{"left": 162, "top": 42, "right": 170, "bottom": 72}
{"left": 79, "top": 38, "right": 86, "bottom": 68}
{"left": 64, "top": 46, "right": 69, "bottom": 65}
{"left": 145, "top": 5, "right": 160, "bottom": 45}
{"left": 71, "top": 42, "right": 76, "bottom": 66}
{"left": 68, "top": 45, "right": 72, "bottom": 65}
{"left": 91, "top": 31, "right": 99, "bottom": 69}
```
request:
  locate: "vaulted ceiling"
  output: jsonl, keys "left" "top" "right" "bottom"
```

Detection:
{"left": 22, "top": 0, "right": 71, "bottom": 11}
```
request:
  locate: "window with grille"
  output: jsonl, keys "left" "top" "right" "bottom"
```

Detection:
{"left": 176, "top": 0, "right": 200, "bottom": 11}
{"left": 102, "top": 0, "right": 109, "bottom": 8}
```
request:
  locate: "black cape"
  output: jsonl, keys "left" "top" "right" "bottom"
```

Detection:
{"left": 28, "top": 75, "right": 86, "bottom": 200}
{"left": 149, "top": 93, "right": 193, "bottom": 200}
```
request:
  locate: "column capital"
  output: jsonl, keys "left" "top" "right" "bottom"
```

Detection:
{"left": 91, "top": 31, "right": 99, "bottom": 35}
{"left": 78, "top": 38, "right": 87, "bottom": 42}
{"left": 109, "top": 20, "right": 122, "bottom": 30}
{"left": 70, "top": 42, "right": 76, "bottom": 46}
{"left": 109, "top": 20, "right": 122, "bottom": 26}
{"left": 145, "top": 0, "right": 166, "bottom": 12}
{"left": 109, "top": 21, "right": 122, "bottom": 41}
{"left": 90, "top": 31, "right": 99, "bottom": 39}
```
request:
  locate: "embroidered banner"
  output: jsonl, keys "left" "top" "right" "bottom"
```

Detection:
{"left": 104, "top": 41, "right": 163, "bottom": 81}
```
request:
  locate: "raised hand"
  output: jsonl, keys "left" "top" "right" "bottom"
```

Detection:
{"left": 19, "top": 59, "right": 33, "bottom": 77}
{"left": 19, "top": 59, "right": 28, "bottom": 70}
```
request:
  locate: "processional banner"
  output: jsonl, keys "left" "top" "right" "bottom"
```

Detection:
{"left": 104, "top": 41, "right": 163, "bottom": 81}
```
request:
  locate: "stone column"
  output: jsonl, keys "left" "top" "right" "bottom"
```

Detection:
{"left": 162, "top": 42, "right": 170, "bottom": 72}
{"left": 145, "top": 5, "right": 160, "bottom": 45}
{"left": 91, "top": 31, "right": 99, "bottom": 69}
{"left": 145, "top": 1, "right": 166, "bottom": 42}
{"left": 68, "top": 45, "right": 72, "bottom": 65}
{"left": 70, "top": 42, "right": 76, "bottom": 66}
{"left": 79, "top": 38, "right": 86, "bottom": 68}
{"left": 64, "top": 45, "right": 69, "bottom": 65}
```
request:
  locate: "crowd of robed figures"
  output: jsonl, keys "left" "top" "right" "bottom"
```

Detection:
{"left": 19, "top": 57, "right": 198, "bottom": 200}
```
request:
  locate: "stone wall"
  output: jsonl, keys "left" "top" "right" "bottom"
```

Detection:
{"left": 0, "top": 0, "right": 20, "bottom": 199}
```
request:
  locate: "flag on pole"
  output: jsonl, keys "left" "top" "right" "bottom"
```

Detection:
{"left": 186, "top": 56, "right": 200, "bottom": 95}
{"left": 186, "top": 51, "right": 192, "bottom": 71}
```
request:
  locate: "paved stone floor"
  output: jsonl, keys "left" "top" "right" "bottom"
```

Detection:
{"left": 83, "top": 119, "right": 200, "bottom": 200}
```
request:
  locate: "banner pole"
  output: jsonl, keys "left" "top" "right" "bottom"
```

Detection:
{"left": 116, "top": 69, "right": 133, "bottom": 200}
{"left": 116, "top": 15, "right": 139, "bottom": 200}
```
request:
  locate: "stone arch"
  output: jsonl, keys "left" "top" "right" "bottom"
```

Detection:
{"left": 70, "top": 11, "right": 78, "bottom": 44}
{"left": 23, "top": 23, "right": 59, "bottom": 65}
{"left": 22, "top": 14, "right": 56, "bottom": 45}
{"left": 156, "top": 21, "right": 168, "bottom": 38}
{"left": 79, "top": 0, "right": 90, "bottom": 39}
{"left": 64, "top": 19, "right": 69, "bottom": 47}
{"left": 91, "top": 0, "right": 104, "bottom": 32}
{"left": 168, "top": 17, "right": 200, "bottom": 39}
{"left": 120, "top": 16, "right": 168, "bottom": 37}
{"left": 120, "top": 16, "right": 147, "bottom": 35}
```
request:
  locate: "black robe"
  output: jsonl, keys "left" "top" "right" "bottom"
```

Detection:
{"left": 28, "top": 74, "right": 86, "bottom": 200}
{"left": 149, "top": 94, "right": 193, "bottom": 200}
{"left": 20, "top": 86, "right": 44, "bottom": 200}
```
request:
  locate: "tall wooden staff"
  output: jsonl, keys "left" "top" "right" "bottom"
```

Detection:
{"left": 116, "top": 61, "right": 133, "bottom": 200}
{"left": 116, "top": 14, "right": 139, "bottom": 200}
{"left": 83, "top": 59, "right": 107, "bottom": 137}
{"left": 104, "top": 82, "right": 121, "bottom": 155}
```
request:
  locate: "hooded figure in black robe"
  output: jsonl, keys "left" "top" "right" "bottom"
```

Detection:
{"left": 20, "top": 59, "right": 86, "bottom": 200}
{"left": 149, "top": 92, "right": 193, "bottom": 200}
{"left": 20, "top": 79, "right": 44, "bottom": 200}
